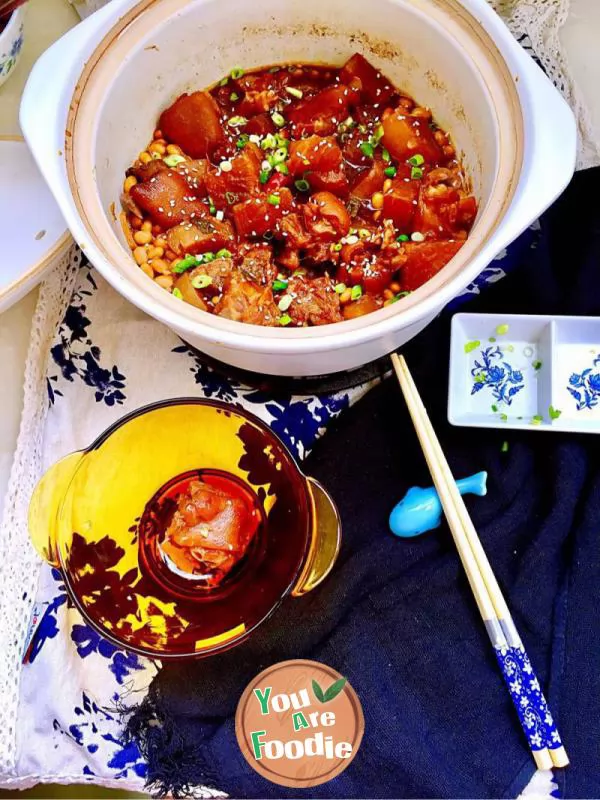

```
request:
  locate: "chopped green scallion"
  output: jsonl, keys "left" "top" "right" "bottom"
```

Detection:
{"left": 163, "top": 154, "right": 186, "bottom": 167}
{"left": 411, "top": 166, "right": 423, "bottom": 180}
{"left": 351, "top": 285, "right": 363, "bottom": 301}
{"left": 390, "top": 292, "right": 411, "bottom": 303}
{"left": 230, "top": 92, "right": 240, "bottom": 102}
{"left": 533, "top": 360, "right": 543, "bottom": 371}
{"left": 236, "top": 134, "right": 249, "bottom": 149}
{"left": 294, "top": 179, "right": 310, "bottom": 192}
{"left": 397, "top": 234, "right": 409, "bottom": 242}
{"left": 172, "top": 255, "right": 199, "bottom": 273}
{"left": 491, "top": 404, "right": 498, "bottom": 413}
{"left": 332, "top": 243, "right": 343, "bottom": 252}
{"left": 496, "top": 323, "right": 510, "bottom": 336}
{"left": 261, "top": 134, "right": 278, "bottom": 150}
{"left": 227, "top": 116, "right": 248, "bottom": 128}
{"left": 219, "top": 76, "right": 229, "bottom": 87}
{"left": 172, "top": 288, "right": 183, "bottom": 300}
{"left": 275, "top": 163, "right": 289, "bottom": 175}
{"left": 360, "top": 142, "right": 375, "bottom": 158}
{"left": 215, "top": 248, "right": 232, "bottom": 258}
{"left": 285, "top": 86, "right": 303, "bottom": 99}
{"left": 191, "top": 274, "right": 212, "bottom": 289}
{"left": 271, "top": 111, "right": 286, "bottom": 127}
{"left": 279, "top": 313, "right": 292, "bottom": 326}
{"left": 408, "top": 154, "right": 425, "bottom": 166}
{"left": 384, "top": 166, "right": 397, "bottom": 178}
{"left": 531, "top": 415, "right": 543, "bottom": 425}
{"left": 501, "top": 441, "right": 509, "bottom": 453}
{"left": 549, "top": 405, "right": 562, "bottom": 421}
{"left": 500, "top": 413, "right": 508, "bottom": 422}
{"left": 272, "top": 280, "right": 288, "bottom": 292}
{"left": 382, "top": 148, "right": 391, "bottom": 163}
{"left": 230, "top": 67, "right": 244, "bottom": 79}
{"left": 202, "top": 252, "right": 216, "bottom": 263}
{"left": 334, "top": 283, "right": 346, "bottom": 293}
{"left": 209, "top": 204, "right": 217, "bottom": 215}
{"left": 371, "top": 124, "right": 384, "bottom": 145}
{"left": 464, "top": 340, "right": 480, "bottom": 354}
{"left": 488, "top": 337, "right": 497, "bottom": 343}
{"left": 259, "top": 170, "right": 270, "bottom": 184}
{"left": 267, "top": 193, "right": 281, "bottom": 206}
{"left": 272, "top": 147, "right": 287, "bottom": 164}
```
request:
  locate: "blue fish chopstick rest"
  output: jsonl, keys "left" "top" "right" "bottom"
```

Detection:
{"left": 389, "top": 472, "right": 488, "bottom": 538}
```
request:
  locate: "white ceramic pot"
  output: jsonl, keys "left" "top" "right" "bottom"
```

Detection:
{"left": 0, "top": 5, "right": 25, "bottom": 88}
{"left": 20, "top": 0, "right": 576, "bottom": 377}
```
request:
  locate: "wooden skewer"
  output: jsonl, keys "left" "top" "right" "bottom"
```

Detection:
{"left": 391, "top": 353, "right": 568, "bottom": 771}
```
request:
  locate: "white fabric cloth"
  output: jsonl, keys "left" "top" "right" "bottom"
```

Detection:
{"left": 0, "top": 251, "right": 374, "bottom": 791}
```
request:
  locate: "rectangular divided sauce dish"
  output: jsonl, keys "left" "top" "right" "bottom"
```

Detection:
{"left": 449, "top": 313, "right": 600, "bottom": 434}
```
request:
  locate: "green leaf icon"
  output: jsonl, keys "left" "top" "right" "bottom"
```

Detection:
{"left": 323, "top": 677, "right": 347, "bottom": 702}
{"left": 312, "top": 676, "right": 347, "bottom": 703}
{"left": 312, "top": 679, "right": 325, "bottom": 703}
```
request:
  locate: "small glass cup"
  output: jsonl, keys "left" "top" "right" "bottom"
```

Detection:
{"left": 29, "top": 399, "right": 341, "bottom": 659}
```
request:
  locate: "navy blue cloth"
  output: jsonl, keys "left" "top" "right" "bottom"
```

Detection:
{"left": 124, "top": 168, "right": 600, "bottom": 798}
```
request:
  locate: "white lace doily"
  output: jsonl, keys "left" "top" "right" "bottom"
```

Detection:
{"left": 489, "top": 0, "right": 600, "bottom": 170}
{"left": 0, "top": 247, "right": 81, "bottom": 778}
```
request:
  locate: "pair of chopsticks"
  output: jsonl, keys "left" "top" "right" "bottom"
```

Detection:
{"left": 391, "top": 353, "right": 568, "bottom": 771}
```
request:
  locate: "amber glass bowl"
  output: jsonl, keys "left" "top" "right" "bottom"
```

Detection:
{"left": 28, "top": 399, "right": 341, "bottom": 659}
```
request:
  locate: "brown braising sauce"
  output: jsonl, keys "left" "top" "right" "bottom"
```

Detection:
{"left": 139, "top": 469, "right": 264, "bottom": 598}
{"left": 121, "top": 53, "right": 478, "bottom": 326}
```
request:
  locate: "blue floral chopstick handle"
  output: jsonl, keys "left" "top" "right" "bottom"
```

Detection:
{"left": 494, "top": 643, "right": 561, "bottom": 752}
{"left": 511, "top": 643, "right": 563, "bottom": 750}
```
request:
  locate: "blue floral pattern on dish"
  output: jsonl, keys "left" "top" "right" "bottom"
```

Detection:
{"left": 471, "top": 347, "right": 525, "bottom": 406}
{"left": 567, "top": 355, "right": 600, "bottom": 411}
{"left": 0, "top": 22, "right": 24, "bottom": 80}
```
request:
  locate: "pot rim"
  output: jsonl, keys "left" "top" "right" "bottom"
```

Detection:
{"left": 64, "top": 0, "right": 526, "bottom": 353}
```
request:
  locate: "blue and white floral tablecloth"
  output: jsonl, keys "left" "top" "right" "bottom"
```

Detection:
{"left": 0, "top": 229, "right": 555, "bottom": 795}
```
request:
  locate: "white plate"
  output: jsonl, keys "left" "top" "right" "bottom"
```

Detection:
{"left": 0, "top": 136, "right": 72, "bottom": 313}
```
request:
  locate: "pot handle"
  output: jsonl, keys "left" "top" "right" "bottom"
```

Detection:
{"left": 292, "top": 477, "right": 341, "bottom": 597}
{"left": 28, "top": 452, "right": 83, "bottom": 567}
{"left": 485, "top": 54, "right": 577, "bottom": 258}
